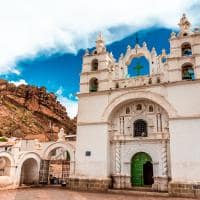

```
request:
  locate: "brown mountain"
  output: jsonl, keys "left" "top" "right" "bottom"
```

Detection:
{"left": 0, "top": 79, "right": 76, "bottom": 141}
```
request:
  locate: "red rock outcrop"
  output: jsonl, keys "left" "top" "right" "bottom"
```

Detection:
{"left": 0, "top": 79, "right": 76, "bottom": 141}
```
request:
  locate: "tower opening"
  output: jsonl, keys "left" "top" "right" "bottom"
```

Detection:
{"left": 128, "top": 56, "right": 149, "bottom": 77}
{"left": 182, "top": 63, "right": 194, "bottom": 80}
{"left": 91, "top": 59, "right": 98, "bottom": 71}
{"left": 89, "top": 78, "right": 98, "bottom": 92}
{"left": 181, "top": 43, "right": 192, "bottom": 56}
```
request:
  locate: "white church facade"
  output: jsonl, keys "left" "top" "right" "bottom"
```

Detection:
{"left": 1, "top": 14, "right": 200, "bottom": 198}
{"left": 74, "top": 14, "right": 200, "bottom": 197}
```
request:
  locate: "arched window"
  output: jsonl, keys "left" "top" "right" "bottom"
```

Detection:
{"left": 115, "top": 82, "right": 119, "bottom": 88}
{"left": 149, "top": 105, "right": 154, "bottom": 112}
{"left": 91, "top": 59, "right": 98, "bottom": 71}
{"left": 182, "top": 64, "right": 194, "bottom": 80}
{"left": 134, "top": 119, "right": 147, "bottom": 137}
{"left": 181, "top": 43, "right": 192, "bottom": 56}
{"left": 89, "top": 78, "right": 98, "bottom": 92}
{"left": 126, "top": 107, "right": 130, "bottom": 114}
{"left": 136, "top": 104, "right": 142, "bottom": 111}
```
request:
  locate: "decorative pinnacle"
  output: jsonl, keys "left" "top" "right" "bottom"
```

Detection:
{"left": 178, "top": 13, "right": 191, "bottom": 32}
{"left": 95, "top": 32, "right": 106, "bottom": 54}
{"left": 171, "top": 31, "right": 176, "bottom": 39}
{"left": 84, "top": 49, "right": 89, "bottom": 56}
{"left": 162, "top": 49, "right": 166, "bottom": 55}
{"left": 96, "top": 32, "right": 104, "bottom": 42}
{"left": 143, "top": 42, "right": 147, "bottom": 47}
{"left": 151, "top": 47, "right": 157, "bottom": 55}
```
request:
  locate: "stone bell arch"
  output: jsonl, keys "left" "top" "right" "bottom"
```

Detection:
{"left": 118, "top": 42, "right": 157, "bottom": 78}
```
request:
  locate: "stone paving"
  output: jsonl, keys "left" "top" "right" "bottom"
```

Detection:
{"left": 0, "top": 188, "right": 195, "bottom": 200}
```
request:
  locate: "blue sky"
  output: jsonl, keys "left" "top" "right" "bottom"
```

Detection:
{"left": 0, "top": 0, "right": 199, "bottom": 118}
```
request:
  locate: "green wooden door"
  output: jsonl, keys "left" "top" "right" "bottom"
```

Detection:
{"left": 131, "top": 152, "right": 152, "bottom": 186}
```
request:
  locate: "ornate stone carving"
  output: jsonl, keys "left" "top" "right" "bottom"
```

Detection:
{"left": 178, "top": 13, "right": 191, "bottom": 34}
{"left": 110, "top": 100, "right": 169, "bottom": 137}
{"left": 115, "top": 142, "right": 121, "bottom": 174}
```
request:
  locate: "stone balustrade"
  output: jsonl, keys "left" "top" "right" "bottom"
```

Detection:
{"left": 113, "top": 74, "right": 163, "bottom": 89}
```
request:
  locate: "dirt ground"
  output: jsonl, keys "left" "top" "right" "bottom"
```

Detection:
{"left": 0, "top": 188, "right": 195, "bottom": 200}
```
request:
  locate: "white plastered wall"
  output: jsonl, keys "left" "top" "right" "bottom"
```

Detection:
{"left": 75, "top": 123, "right": 110, "bottom": 178}
{"left": 169, "top": 118, "right": 200, "bottom": 182}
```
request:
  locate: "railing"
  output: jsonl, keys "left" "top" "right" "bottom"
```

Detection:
{"left": 114, "top": 74, "right": 163, "bottom": 89}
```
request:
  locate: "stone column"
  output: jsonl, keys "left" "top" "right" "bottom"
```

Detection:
{"left": 161, "top": 140, "right": 168, "bottom": 177}
{"left": 155, "top": 140, "right": 168, "bottom": 191}
{"left": 152, "top": 140, "right": 168, "bottom": 192}
{"left": 115, "top": 142, "right": 121, "bottom": 174}
{"left": 112, "top": 141, "right": 121, "bottom": 189}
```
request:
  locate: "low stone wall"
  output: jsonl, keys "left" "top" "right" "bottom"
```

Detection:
{"left": 66, "top": 177, "right": 111, "bottom": 192}
{"left": 169, "top": 182, "right": 200, "bottom": 198}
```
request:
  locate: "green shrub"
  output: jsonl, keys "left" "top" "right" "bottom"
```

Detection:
{"left": 0, "top": 137, "right": 8, "bottom": 142}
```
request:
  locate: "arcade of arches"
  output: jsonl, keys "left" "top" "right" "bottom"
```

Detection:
{"left": 0, "top": 140, "right": 75, "bottom": 188}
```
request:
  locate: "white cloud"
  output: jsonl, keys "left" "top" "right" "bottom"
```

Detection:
{"left": 56, "top": 87, "right": 78, "bottom": 119}
{"left": 10, "top": 79, "right": 27, "bottom": 86}
{"left": 0, "top": 0, "right": 199, "bottom": 75}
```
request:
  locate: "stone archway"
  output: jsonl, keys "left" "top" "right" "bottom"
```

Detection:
{"left": 40, "top": 142, "right": 75, "bottom": 185}
{"left": 20, "top": 158, "right": 39, "bottom": 185}
{"left": 122, "top": 44, "right": 154, "bottom": 76}
{"left": 102, "top": 91, "right": 177, "bottom": 122}
{"left": 0, "top": 156, "right": 11, "bottom": 176}
{"left": 131, "top": 152, "right": 154, "bottom": 187}
{"left": 0, "top": 152, "right": 15, "bottom": 188}
{"left": 16, "top": 152, "right": 41, "bottom": 187}
{"left": 48, "top": 148, "right": 70, "bottom": 185}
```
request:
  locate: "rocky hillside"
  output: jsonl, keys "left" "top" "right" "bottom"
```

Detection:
{"left": 0, "top": 79, "right": 76, "bottom": 141}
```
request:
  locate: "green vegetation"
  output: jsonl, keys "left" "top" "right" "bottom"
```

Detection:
{"left": 0, "top": 137, "right": 8, "bottom": 142}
